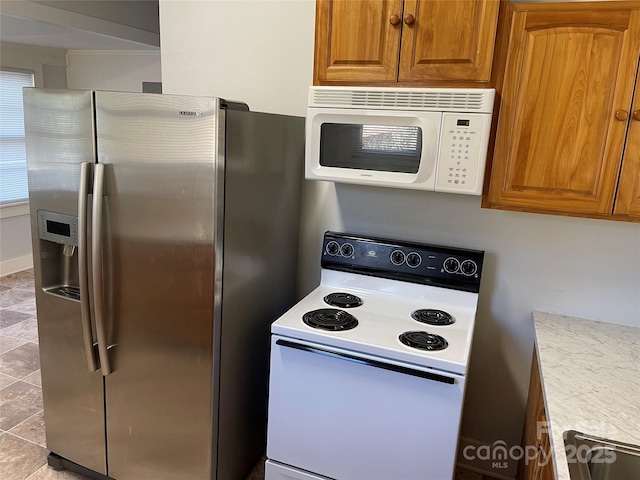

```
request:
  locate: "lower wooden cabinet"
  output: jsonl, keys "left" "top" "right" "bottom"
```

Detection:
{"left": 518, "top": 350, "right": 556, "bottom": 480}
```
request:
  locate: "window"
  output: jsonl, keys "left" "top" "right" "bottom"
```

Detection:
{"left": 360, "top": 125, "right": 421, "bottom": 153}
{"left": 0, "top": 69, "right": 35, "bottom": 205}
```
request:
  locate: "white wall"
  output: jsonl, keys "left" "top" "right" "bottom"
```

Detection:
{"left": 67, "top": 50, "right": 161, "bottom": 92}
{"left": 33, "top": 0, "right": 160, "bottom": 33}
{"left": 159, "top": 1, "right": 311, "bottom": 115}
{"left": 0, "top": 41, "right": 68, "bottom": 274}
{"left": 159, "top": 1, "right": 640, "bottom": 477}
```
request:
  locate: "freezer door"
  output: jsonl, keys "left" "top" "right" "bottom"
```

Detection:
{"left": 23, "top": 88, "right": 107, "bottom": 474}
{"left": 94, "top": 92, "right": 221, "bottom": 480}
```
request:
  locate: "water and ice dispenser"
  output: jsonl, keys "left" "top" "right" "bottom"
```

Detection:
{"left": 37, "top": 210, "right": 81, "bottom": 301}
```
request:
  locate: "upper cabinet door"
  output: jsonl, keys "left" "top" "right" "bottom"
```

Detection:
{"left": 314, "top": 0, "right": 404, "bottom": 83}
{"left": 614, "top": 70, "right": 640, "bottom": 220}
{"left": 398, "top": 0, "right": 500, "bottom": 82}
{"left": 487, "top": 6, "right": 640, "bottom": 217}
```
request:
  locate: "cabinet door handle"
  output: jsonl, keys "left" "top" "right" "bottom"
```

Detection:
{"left": 615, "top": 110, "right": 629, "bottom": 121}
{"left": 633, "top": 110, "right": 640, "bottom": 121}
{"left": 404, "top": 13, "right": 415, "bottom": 26}
{"left": 389, "top": 14, "right": 400, "bottom": 26}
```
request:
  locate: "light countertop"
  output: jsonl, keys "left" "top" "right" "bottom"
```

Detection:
{"left": 533, "top": 311, "right": 640, "bottom": 480}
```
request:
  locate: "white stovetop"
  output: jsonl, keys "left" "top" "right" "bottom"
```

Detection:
{"left": 271, "top": 269, "right": 479, "bottom": 375}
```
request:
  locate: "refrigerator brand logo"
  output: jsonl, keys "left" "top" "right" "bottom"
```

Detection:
{"left": 179, "top": 111, "right": 203, "bottom": 117}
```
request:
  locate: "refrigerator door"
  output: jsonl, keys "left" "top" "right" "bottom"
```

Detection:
{"left": 23, "top": 88, "right": 107, "bottom": 474}
{"left": 94, "top": 92, "right": 221, "bottom": 480}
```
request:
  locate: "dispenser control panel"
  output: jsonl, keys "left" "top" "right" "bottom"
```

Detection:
{"left": 38, "top": 210, "right": 78, "bottom": 246}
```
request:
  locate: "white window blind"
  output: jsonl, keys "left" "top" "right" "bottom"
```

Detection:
{"left": 0, "top": 70, "right": 35, "bottom": 205}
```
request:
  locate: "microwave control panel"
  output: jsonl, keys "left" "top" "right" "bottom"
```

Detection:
{"left": 435, "top": 113, "right": 492, "bottom": 195}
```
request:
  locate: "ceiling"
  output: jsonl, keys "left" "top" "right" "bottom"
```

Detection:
{"left": 0, "top": 1, "right": 160, "bottom": 51}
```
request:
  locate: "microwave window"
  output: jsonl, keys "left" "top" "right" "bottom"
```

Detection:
{"left": 320, "top": 124, "right": 422, "bottom": 174}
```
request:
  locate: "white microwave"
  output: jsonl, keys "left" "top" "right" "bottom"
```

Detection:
{"left": 305, "top": 86, "right": 495, "bottom": 195}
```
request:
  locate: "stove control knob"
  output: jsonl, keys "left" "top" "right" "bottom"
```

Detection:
{"left": 406, "top": 252, "right": 422, "bottom": 268}
{"left": 443, "top": 257, "right": 460, "bottom": 274}
{"left": 326, "top": 241, "right": 340, "bottom": 256}
{"left": 390, "top": 250, "right": 406, "bottom": 265}
{"left": 340, "top": 242, "right": 354, "bottom": 257}
{"left": 460, "top": 259, "right": 477, "bottom": 276}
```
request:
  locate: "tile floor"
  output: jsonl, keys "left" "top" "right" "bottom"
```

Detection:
{"left": 0, "top": 268, "right": 497, "bottom": 480}
{"left": 0, "top": 269, "right": 57, "bottom": 480}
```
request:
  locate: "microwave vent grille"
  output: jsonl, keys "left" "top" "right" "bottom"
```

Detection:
{"left": 310, "top": 88, "right": 494, "bottom": 113}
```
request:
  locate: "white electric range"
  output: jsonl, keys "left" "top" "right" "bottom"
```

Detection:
{"left": 266, "top": 232, "right": 485, "bottom": 480}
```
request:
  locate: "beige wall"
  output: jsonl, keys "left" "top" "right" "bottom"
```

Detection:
{"left": 0, "top": 41, "right": 67, "bottom": 87}
{"left": 66, "top": 50, "right": 161, "bottom": 92}
{"left": 160, "top": 1, "right": 640, "bottom": 477}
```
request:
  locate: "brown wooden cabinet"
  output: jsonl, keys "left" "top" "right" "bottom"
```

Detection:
{"left": 484, "top": 2, "right": 640, "bottom": 222}
{"left": 313, "top": 0, "right": 501, "bottom": 86}
{"left": 614, "top": 82, "right": 640, "bottom": 219}
{"left": 518, "top": 350, "right": 556, "bottom": 480}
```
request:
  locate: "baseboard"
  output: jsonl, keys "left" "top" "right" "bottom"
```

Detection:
{"left": 457, "top": 436, "right": 517, "bottom": 480}
{"left": 0, "top": 254, "right": 33, "bottom": 276}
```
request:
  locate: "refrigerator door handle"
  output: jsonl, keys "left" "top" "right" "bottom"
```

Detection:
{"left": 91, "top": 163, "right": 112, "bottom": 376}
{"left": 79, "top": 162, "right": 99, "bottom": 372}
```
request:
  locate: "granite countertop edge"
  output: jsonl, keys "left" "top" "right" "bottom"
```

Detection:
{"left": 532, "top": 311, "right": 640, "bottom": 480}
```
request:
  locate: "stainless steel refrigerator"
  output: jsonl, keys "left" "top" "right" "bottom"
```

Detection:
{"left": 23, "top": 88, "right": 304, "bottom": 480}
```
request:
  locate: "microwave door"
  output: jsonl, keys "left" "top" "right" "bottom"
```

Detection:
{"left": 305, "top": 109, "right": 442, "bottom": 190}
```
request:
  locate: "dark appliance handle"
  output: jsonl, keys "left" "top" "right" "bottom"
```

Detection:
{"left": 275, "top": 339, "right": 456, "bottom": 385}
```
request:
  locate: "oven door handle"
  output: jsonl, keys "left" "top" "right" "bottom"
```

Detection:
{"left": 275, "top": 339, "right": 456, "bottom": 385}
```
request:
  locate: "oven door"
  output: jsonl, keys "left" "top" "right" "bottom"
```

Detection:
{"left": 266, "top": 335, "right": 466, "bottom": 480}
{"left": 305, "top": 107, "right": 442, "bottom": 190}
